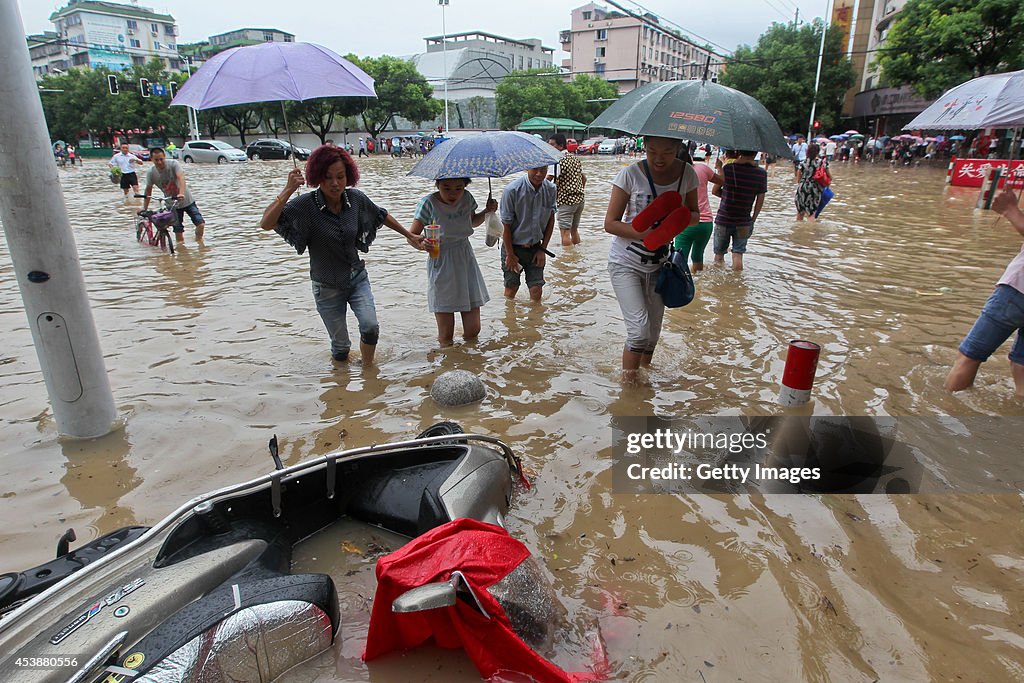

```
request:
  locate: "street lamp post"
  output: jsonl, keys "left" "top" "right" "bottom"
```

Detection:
{"left": 806, "top": 0, "right": 832, "bottom": 142}
{"left": 439, "top": 0, "right": 450, "bottom": 133}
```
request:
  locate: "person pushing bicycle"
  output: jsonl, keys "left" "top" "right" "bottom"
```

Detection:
{"left": 142, "top": 147, "right": 206, "bottom": 243}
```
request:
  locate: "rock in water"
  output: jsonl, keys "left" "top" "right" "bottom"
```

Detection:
{"left": 431, "top": 370, "right": 486, "bottom": 406}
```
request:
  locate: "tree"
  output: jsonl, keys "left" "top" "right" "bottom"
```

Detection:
{"left": 38, "top": 59, "right": 188, "bottom": 146}
{"left": 350, "top": 55, "right": 442, "bottom": 139}
{"left": 567, "top": 74, "right": 619, "bottom": 123}
{"left": 495, "top": 69, "right": 583, "bottom": 130}
{"left": 217, "top": 104, "right": 262, "bottom": 145}
{"left": 290, "top": 97, "right": 363, "bottom": 144}
{"left": 720, "top": 20, "right": 855, "bottom": 135}
{"left": 875, "top": 0, "right": 1024, "bottom": 98}
{"left": 464, "top": 96, "right": 488, "bottom": 128}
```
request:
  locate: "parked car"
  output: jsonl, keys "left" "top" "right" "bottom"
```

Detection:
{"left": 576, "top": 137, "right": 605, "bottom": 154}
{"left": 597, "top": 139, "right": 625, "bottom": 155}
{"left": 245, "top": 139, "right": 311, "bottom": 161}
{"left": 565, "top": 138, "right": 579, "bottom": 153}
{"left": 127, "top": 144, "right": 150, "bottom": 161}
{"left": 179, "top": 140, "right": 248, "bottom": 164}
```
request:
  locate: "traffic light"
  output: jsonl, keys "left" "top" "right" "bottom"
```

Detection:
{"left": 169, "top": 81, "right": 178, "bottom": 98}
{"left": 107, "top": 74, "right": 119, "bottom": 95}
{"left": 139, "top": 78, "right": 150, "bottom": 97}
{"left": 813, "top": 120, "right": 820, "bottom": 130}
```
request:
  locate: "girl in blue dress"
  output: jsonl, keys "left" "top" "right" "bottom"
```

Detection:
{"left": 411, "top": 178, "right": 497, "bottom": 346}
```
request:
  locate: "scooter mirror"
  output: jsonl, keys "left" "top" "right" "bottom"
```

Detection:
{"left": 392, "top": 581, "right": 457, "bottom": 613}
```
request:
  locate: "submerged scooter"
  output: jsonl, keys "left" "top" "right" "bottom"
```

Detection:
{"left": 0, "top": 424, "right": 537, "bottom": 682}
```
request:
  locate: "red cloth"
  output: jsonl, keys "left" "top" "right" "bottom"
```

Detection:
{"left": 363, "top": 518, "right": 599, "bottom": 683}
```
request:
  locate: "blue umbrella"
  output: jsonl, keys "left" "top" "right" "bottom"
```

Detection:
{"left": 408, "top": 131, "right": 561, "bottom": 180}
{"left": 949, "top": 135, "right": 966, "bottom": 141}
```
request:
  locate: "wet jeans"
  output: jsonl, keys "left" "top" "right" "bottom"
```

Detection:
{"left": 312, "top": 269, "right": 379, "bottom": 357}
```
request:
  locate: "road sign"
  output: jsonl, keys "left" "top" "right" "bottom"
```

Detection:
{"left": 151, "top": 83, "right": 166, "bottom": 96}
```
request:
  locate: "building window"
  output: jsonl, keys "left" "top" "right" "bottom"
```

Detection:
{"left": 130, "top": 38, "right": 141, "bottom": 48}
{"left": 263, "top": 32, "right": 274, "bottom": 42}
{"left": 519, "top": 55, "right": 524, "bottom": 69}
{"left": 583, "top": 11, "right": 592, "bottom": 19}
{"left": 596, "top": 29, "right": 607, "bottom": 40}
{"left": 596, "top": 47, "right": 606, "bottom": 58}
{"left": 133, "top": 56, "right": 145, "bottom": 65}
{"left": 65, "top": 14, "right": 81, "bottom": 26}
{"left": 72, "top": 52, "right": 89, "bottom": 65}
{"left": 284, "top": 35, "right": 293, "bottom": 42}
{"left": 164, "top": 24, "right": 175, "bottom": 35}
{"left": 595, "top": 63, "right": 605, "bottom": 74}
{"left": 126, "top": 19, "right": 137, "bottom": 30}
{"left": 528, "top": 58, "right": 533, "bottom": 68}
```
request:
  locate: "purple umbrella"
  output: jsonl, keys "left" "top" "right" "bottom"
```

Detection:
{"left": 170, "top": 42, "right": 376, "bottom": 166}
{"left": 171, "top": 42, "right": 375, "bottom": 109}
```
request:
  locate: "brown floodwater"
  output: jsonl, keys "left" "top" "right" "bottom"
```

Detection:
{"left": 1, "top": 156, "right": 1022, "bottom": 681}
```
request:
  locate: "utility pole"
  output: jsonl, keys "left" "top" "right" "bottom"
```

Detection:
{"left": 439, "top": 0, "right": 450, "bottom": 133}
{"left": 794, "top": 8, "right": 800, "bottom": 25}
{"left": 0, "top": 0, "right": 117, "bottom": 438}
{"left": 807, "top": 1, "right": 832, "bottom": 142}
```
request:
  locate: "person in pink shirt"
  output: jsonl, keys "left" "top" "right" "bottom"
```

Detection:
{"left": 673, "top": 147, "right": 722, "bottom": 271}
{"left": 945, "top": 188, "right": 1024, "bottom": 397}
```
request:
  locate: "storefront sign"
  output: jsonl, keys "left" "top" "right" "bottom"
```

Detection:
{"left": 951, "top": 158, "right": 1024, "bottom": 189}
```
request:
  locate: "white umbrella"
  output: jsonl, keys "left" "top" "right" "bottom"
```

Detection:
{"left": 904, "top": 69, "right": 1024, "bottom": 130}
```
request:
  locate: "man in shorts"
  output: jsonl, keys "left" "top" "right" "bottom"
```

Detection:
{"left": 945, "top": 188, "right": 1024, "bottom": 396}
{"left": 142, "top": 147, "right": 206, "bottom": 242}
{"left": 547, "top": 133, "right": 587, "bottom": 247}
{"left": 109, "top": 143, "right": 144, "bottom": 196}
{"left": 499, "top": 166, "right": 555, "bottom": 301}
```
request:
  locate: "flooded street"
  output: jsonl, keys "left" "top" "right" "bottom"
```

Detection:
{"left": 1, "top": 155, "right": 1022, "bottom": 681}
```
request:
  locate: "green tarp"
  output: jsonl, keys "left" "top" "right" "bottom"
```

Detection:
{"left": 515, "top": 117, "right": 588, "bottom": 132}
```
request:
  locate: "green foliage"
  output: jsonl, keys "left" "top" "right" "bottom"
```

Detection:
{"left": 567, "top": 74, "right": 620, "bottom": 123}
{"left": 349, "top": 55, "right": 442, "bottom": 139}
{"left": 495, "top": 69, "right": 582, "bottom": 129}
{"left": 288, "top": 96, "right": 363, "bottom": 144}
{"left": 38, "top": 59, "right": 193, "bottom": 146}
{"left": 875, "top": 0, "right": 1024, "bottom": 98}
{"left": 494, "top": 70, "right": 622, "bottom": 129}
{"left": 216, "top": 104, "right": 262, "bottom": 145}
{"left": 719, "top": 20, "right": 855, "bottom": 135}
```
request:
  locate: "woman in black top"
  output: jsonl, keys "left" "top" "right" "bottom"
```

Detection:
{"left": 261, "top": 145, "right": 424, "bottom": 364}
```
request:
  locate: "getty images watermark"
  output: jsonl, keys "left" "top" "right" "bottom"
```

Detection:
{"left": 611, "top": 416, "right": 1024, "bottom": 495}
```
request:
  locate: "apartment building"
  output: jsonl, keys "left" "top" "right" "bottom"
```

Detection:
{"left": 179, "top": 28, "right": 296, "bottom": 68}
{"left": 848, "top": 0, "right": 934, "bottom": 135}
{"left": 31, "top": 0, "right": 181, "bottom": 77}
{"left": 560, "top": 2, "right": 723, "bottom": 94}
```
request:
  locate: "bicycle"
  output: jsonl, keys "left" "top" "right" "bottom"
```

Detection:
{"left": 133, "top": 194, "right": 178, "bottom": 254}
